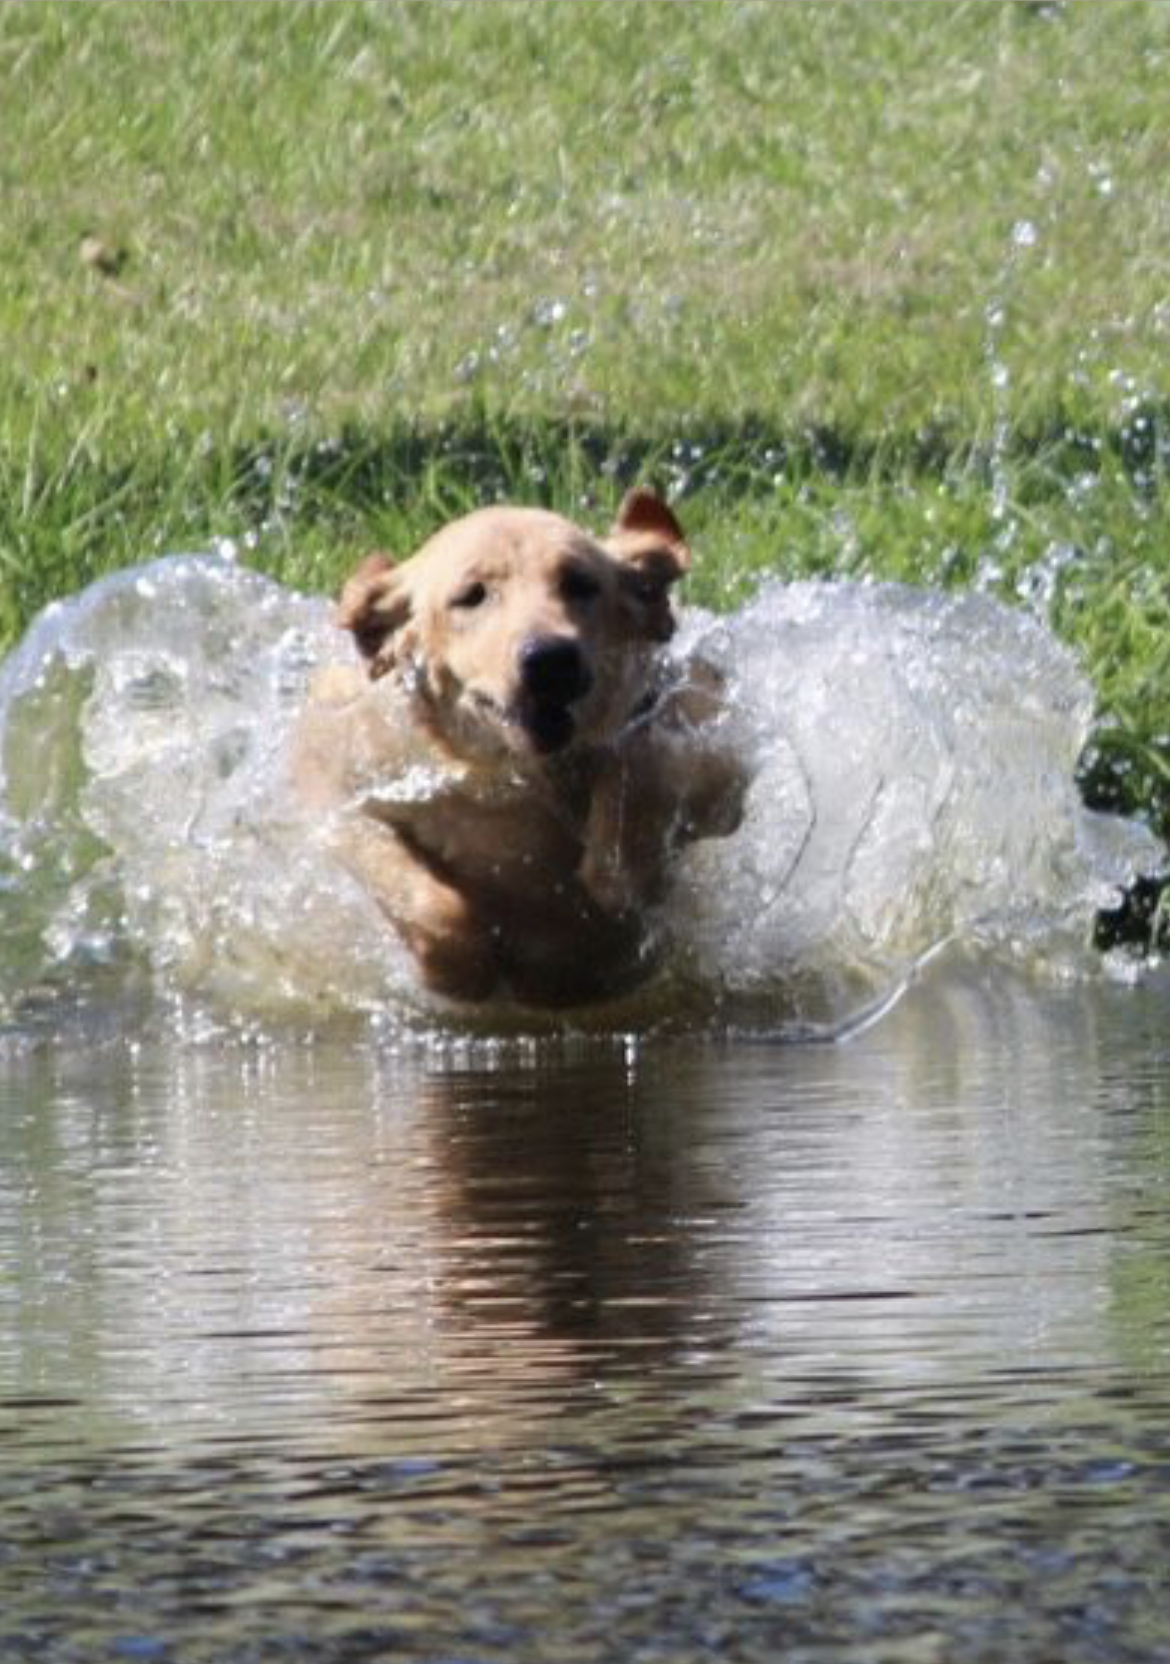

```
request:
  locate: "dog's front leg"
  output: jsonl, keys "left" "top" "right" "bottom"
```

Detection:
{"left": 578, "top": 742, "right": 678, "bottom": 917}
{"left": 578, "top": 674, "right": 750, "bottom": 917}
{"left": 646, "top": 657, "right": 750, "bottom": 843}
{"left": 336, "top": 818, "right": 500, "bottom": 1002}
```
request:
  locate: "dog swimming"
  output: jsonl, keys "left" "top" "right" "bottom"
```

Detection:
{"left": 0, "top": 496, "right": 1159, "bottom": 1039}
{"left": 293, "top": 491, "right": 748, "bottom": 1007}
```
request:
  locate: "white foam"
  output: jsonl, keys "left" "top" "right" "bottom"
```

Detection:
{"left": 0, "top": 557, "right": 1160, "bottom": 1039}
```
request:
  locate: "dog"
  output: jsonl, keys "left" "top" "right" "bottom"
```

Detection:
{"left": 293, "top": 488, "right": 749, "bottom": 1007}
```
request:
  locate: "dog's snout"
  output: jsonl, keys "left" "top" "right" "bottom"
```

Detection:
{"left": 519, "top": 635, "right": 593, "bottom": 704}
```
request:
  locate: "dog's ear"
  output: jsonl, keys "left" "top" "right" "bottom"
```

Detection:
{"left": 607, "top": 488, "right": 691, "bottom": 642}
{"left": 614, "top": 487, "right": 690, "bottom": 561}
{"left": 336, "top": 554, "right": 412, "bottom": 680}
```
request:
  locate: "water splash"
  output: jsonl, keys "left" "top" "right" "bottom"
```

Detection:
{"left": 0, "top": 557, "right": 1159, "bottom": 1042}
{"left": 672, "top": 583, "right": 1158, "bottom": 1029}
{"left": 979, "top": 213, "right": 1046, "bottom": 589}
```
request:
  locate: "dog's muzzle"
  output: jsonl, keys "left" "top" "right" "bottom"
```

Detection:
{"left": 516, "top": 635, "right": 594, "bottom": 752}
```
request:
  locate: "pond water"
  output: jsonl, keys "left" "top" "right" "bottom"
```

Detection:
{"left": 1, "top": 557, "right": 1169, "bottom": 1659}
{"left": 2, "top": 962, "right": 1170, "bottom": 1662}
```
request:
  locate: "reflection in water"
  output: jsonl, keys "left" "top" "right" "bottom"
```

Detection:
{"left": 2, "top": 966, "right": 1170, "bottom": 1658}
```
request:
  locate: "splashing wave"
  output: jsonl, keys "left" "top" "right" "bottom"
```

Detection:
{"left": 0, "top": 557, "right": 1159, "bottom": 1041}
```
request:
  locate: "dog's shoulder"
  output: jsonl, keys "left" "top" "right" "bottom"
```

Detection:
{"left": 294, "top": 661, "right": 426, "bottom": 811}
{"left": 306, "top": 662, "right": 367, "bottom": 708}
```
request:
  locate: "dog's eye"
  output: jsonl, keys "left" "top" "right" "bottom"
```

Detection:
{"left": 560, "top": 566, "right": 602, "bottom": 604}
{"left": 627, "top": 573, "right": 665, "bottom": 604}
{"left": 450, "top": 580, "right": 488, "bottom": 610}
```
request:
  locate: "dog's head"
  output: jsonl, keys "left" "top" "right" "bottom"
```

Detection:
{"left": 336, "top": 489, "right": 690, "bottom": 763}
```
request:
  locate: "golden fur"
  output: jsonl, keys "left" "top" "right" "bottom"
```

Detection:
{"left": 293, "top": 489, "right": 747, "bottom": 1006}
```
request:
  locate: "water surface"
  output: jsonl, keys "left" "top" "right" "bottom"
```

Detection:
{"left": 3, "top": 962, "right": 1170, "bottom": 1662}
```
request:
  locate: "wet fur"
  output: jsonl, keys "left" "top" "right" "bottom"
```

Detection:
{"left": 293, "top": 490, "right": 748, "bottom": 1006}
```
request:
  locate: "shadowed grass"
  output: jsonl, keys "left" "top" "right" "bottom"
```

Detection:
{"left": 4, "top": 408, "right": 1167, "bottom": 858}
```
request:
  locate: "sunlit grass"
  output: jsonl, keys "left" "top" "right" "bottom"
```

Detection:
{"left": 6, "top": 1, "right": 1170, "bottom": 442}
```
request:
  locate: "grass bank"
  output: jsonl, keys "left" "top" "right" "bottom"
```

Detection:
{"left": 2, "top": 0, "right": 1169, "bottom": 931}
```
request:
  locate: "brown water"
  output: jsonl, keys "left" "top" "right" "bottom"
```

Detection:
{"left": 2, "top": 959, "right": 1169, "bottom": 1662}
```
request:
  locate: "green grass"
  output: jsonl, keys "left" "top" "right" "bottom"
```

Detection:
{"left": 2, "top": 0, "right": 1170, "bottom": 934}
{"left": 7, "top": 0, "right": 1170, "bottom": 440}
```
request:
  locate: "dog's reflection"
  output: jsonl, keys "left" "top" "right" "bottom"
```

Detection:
{"left": 403, "top": 1057, "right": 726, "bottom": 1364}
{"left": 2, "top": 1041, "right": 734, "bottom": 1451}
{"left": 4, "top": 969, "right": 1148, "bottom": 1458}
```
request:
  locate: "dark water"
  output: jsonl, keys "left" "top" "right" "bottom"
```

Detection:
{"left": 3, "top": 962, "right": 1170, "bottom": 1663}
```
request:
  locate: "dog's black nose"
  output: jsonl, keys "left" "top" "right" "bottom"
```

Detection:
{"left": 518, "top": 635, "right": 593, "bottom": 704}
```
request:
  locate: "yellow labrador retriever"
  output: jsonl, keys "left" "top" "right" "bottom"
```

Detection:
{"left": 293, "top": 489, "right": 748, "bottom": 1006}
